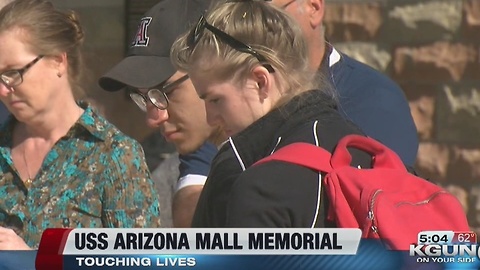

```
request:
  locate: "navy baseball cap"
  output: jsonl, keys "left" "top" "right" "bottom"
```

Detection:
{"left": 99, "top": 0, "right": 210, "bottom": 91}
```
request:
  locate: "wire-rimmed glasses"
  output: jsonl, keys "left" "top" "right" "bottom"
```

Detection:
{"left": 129, "top": 74, "right": 189, "bottom": 112}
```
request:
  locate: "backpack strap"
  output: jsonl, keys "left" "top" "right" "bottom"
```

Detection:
{"left": 254, "top": 142, "right": 333, "bottom": 173}
{"left": 253, "top": 140, "right": 334, "bottom": 229}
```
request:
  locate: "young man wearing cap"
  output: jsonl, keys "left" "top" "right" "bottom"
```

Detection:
{"left": 99, "top": 0, "right": 223, "bottom": 228}
{"left": 271, "top": 0, "right": 418, "bottom": 167}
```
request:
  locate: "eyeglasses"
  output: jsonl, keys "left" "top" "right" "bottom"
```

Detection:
{"left": 0, "top": 55, "right": 44, "bottom": 88}
{"left": 187, "top": 15, "right": 275, "bottom": 73}
{"left": 129, "top": 74, "right": 189, "bottom": 112}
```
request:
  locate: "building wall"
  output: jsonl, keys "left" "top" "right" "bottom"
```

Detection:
{"left": 324, "top": 0, "right": 480, "bottom": 233}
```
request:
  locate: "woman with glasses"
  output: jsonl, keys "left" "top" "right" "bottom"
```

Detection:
{"left": 171, "top": 1, "right": 372, "bottom": 227}
{"left": 0, "top": 0, "right": 161, "bottom": 249}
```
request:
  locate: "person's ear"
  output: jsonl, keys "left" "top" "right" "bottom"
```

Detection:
{"left": 49, "top": 52, "right": 68, "bottom": 78}
{"left": 307, "top": 0, "right": 325, "bottom": 29}
{"left": 251, "top": 66, "right": 271, "bottom": 100}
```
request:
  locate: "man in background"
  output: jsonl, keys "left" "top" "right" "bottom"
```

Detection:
{"left": 272, "top": 0, "right": 419, "bottom": 167}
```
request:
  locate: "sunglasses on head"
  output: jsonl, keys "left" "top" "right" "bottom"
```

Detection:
{"left": 187, "top": 15, "right": 275, "bottom": 73}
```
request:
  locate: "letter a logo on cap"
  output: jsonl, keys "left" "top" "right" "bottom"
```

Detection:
{"left": 131, "top": 17, "right": 152, "bottom": 47}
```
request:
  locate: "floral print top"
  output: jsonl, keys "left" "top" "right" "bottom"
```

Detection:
{"left": 0, "top": 102, "right": 161, "bottom": 248}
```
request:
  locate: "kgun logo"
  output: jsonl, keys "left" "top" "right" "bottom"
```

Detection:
{"left": 409, "top": 244, "right": 478, "bottom": 263}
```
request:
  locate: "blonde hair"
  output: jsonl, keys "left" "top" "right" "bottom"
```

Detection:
{"left": 0, "top": 0, "right": 86, "bottom": 98}
{"left": 171, "top": 1, "right": 332, "bottom": 106}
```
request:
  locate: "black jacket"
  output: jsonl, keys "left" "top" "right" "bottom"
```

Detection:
{"left": 192, "top": 90, "right": 372, "bottom": 228}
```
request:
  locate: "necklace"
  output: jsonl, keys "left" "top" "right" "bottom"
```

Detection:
{"left": 22, "top": 144, "right": 33, "bottom": 188}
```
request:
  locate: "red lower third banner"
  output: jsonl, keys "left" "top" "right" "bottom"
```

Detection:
{"left": 35, "top": 228, "right": 73, "bottom": 270}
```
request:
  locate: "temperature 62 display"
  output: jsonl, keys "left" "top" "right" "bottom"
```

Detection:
{"left": 418, "top": 231, "right": 477, "bottom": 245}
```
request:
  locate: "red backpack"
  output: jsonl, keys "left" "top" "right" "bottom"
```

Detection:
{"left": 255, "top": 134, "right": 470, "bottom": 250}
